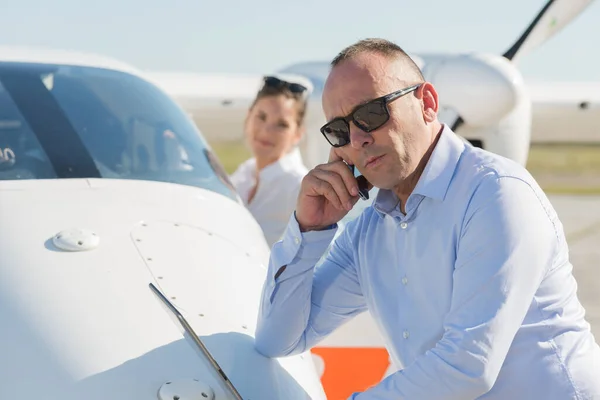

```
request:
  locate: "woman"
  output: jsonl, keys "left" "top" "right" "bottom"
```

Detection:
{"left": 230, "top": 75, "right": 310, "bottom": 247}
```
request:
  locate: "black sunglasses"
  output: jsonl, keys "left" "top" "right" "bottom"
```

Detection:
{"left": 320, "top": 83, "right": 422, "bottom": 147}
{"left": 262, "top": 76, "right": 308, "bottom": 94}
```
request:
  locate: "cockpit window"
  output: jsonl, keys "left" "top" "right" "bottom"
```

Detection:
{"left": 0, "top": 82, "right": 56, "bottom": 180}
{"left": 0, "top": 62, "right": 239, "bottom": 202}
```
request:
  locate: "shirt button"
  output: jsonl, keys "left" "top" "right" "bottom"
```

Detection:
{"left": 400, "top": 222, "right": 408, "bottom": 229}
{"left": 294, "top": 237, "right": 300, "bottom": 245}
{"left": 402, "top": 276, "right": 408, "bottom": 285}
{"left": 403, "top": 330, "right": 410, "bottom": 339}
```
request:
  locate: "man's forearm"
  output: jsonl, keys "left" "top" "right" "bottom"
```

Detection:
{"left": 254, "top": 260, "right": 319, "bottom": 357}
{"left": 254, "top": 213, "right": 337, "bottom": 358}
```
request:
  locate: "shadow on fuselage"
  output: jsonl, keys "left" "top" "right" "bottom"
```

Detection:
{"left": 74, "top": 332, "right": 310, "bottom": 400}
{"left": 0, "top": 284, "right": 310, "bottom": 400}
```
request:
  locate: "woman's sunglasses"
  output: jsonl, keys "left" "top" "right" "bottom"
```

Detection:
{"left": 320, "top": 83, "right": 422, "bottom": 147}
{"left": 262, "top": 76, "right": 308, "bottom": 95}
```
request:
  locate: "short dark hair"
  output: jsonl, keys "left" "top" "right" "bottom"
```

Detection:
{"left": 331, "top": 38, "right": 424, "bottom": 81}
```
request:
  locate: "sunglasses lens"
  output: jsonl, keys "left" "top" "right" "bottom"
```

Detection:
{"left": 263, "top": 76, "right": 307, "bottom": 94}
{"left": 264, "top": 76, "right": 280, "bottom": 87}
{"left": 321, "top": 119, "right": 350, "bottom": 147}
{"left": 353, "top": 101, "right": 389, "bottom": 132}
{"left": 288, "top": 83, "right": 307, "bottom": 93}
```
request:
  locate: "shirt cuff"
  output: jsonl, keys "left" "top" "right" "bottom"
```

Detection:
{"left": 278, "top": 212, "right": 338, "bottom": 263}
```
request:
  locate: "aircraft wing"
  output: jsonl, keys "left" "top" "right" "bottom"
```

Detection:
{"left": 529, "top": 81, "right": 600, "bottom": 143}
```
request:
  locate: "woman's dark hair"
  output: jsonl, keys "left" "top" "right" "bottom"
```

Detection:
{"left": 250, "top": 76, "right": 308, "bottom": 125}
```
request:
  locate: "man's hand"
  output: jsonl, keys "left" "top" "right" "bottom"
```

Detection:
{"left": 296, "top": 148, "right": 361, "bottom": 232}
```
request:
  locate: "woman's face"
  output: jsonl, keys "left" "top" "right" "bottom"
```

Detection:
{"left": 245, "top": 94, "right": 303, "bottom": 166}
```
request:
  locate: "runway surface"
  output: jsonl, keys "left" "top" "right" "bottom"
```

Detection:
{"left": 550, "top": 194, "right": 600, "bottom": 339}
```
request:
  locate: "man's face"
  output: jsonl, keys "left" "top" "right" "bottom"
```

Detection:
{"left": 322, "top": 54, "right": 437, "bottom": 191}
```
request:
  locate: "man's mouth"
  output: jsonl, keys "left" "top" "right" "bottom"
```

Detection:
{"left": 364, "top": 154, "right": 385, "bottom": 169}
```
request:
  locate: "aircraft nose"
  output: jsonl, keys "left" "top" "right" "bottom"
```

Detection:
{"left": 429, "top": 53, "right": 525, "bottom": 127}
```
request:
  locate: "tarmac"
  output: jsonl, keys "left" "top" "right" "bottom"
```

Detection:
{"left": 550, "top": 194, "right": 600, "bottom": 339}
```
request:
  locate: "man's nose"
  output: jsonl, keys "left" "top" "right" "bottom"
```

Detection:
{"left": 349, "top": 122, "right": 374, "bottom": 149}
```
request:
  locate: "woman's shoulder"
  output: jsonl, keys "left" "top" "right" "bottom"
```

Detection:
{"left": 229, "top": 157, "right": 256, "bottom": 185}
{"left": 286, "top": 151, "right": 310, "bottom": 179}
{"left": 281, "top": 167, "right": 308, "bottom": 191}
{"left": 290, "top": 163, "right": 309, "bottom": 178}
{"left": 232, "top": 156, "right": 256, "bottom": 173}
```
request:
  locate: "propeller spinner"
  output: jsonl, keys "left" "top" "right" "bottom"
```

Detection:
{"left": 450, "top": 0, "right": 595, "bottom": 132}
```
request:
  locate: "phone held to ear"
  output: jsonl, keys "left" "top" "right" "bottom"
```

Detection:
{"left": 348, "top": 163, "right": 370, "bottom": 201}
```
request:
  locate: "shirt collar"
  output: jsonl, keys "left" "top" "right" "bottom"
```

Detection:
{"left": 373, "top": 124, "right": 466, "bottom": 215}
{"left": 257, "top": 147, "right": 306, "bottom": 182}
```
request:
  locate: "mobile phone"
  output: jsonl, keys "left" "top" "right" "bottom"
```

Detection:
{"left": 349, "top": 164, "right": 370, "bottom": 201}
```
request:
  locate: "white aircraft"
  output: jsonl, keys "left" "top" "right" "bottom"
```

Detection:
{"left": 144, "top": 0, "right": 598, "bottom": 397}
{"left": 528, "top": 81, "right": 600, "bottom": 143}
{"left": 148, "top": 0, "right": 598, "bottom": 170}
{"left": 2, "top": 1, "right": 593, "bottom": 398}
{"left": 0, "top": 47, "right": 327, "bottom": 399}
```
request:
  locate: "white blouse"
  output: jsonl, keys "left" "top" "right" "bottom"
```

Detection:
{"left": 229, "top": 147, "right": 308, "bottom": 248}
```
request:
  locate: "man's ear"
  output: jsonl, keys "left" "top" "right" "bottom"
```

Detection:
{"left": 419, "top": 82, "right": 439, "bottom": 123}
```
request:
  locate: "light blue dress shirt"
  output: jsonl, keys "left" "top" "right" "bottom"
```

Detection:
{"left": 254, "top": 125, "right": 600, "bottom": 399}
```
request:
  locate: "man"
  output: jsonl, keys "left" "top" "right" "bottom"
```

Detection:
{"left": 254, "top": 38, "right": 600, "bottom": 399}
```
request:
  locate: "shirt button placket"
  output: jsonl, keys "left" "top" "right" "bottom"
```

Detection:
{"left": 399, "top": 220, "right": 409, "bottom": 343}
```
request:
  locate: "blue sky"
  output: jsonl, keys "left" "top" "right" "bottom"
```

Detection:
{"left": 1, "top": 0, "right": 597, "bottom": 82}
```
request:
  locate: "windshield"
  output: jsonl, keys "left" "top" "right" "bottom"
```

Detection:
{"left": 0, "top": 62, "right": 238, "bottom": 202}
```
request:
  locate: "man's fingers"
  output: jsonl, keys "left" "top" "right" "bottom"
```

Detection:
{"left": 312, "top": 169, "right": 355, "bottom": 210}
{"left": 305, "top": 174, "right": 344, "bottom": 210}
{"left": 328, "top": 147, "right": 344, "bottom": 163}
{"left": 317, "top": 161, "right": 359, "bottom": 198}
{"left": 318, "top": 181, "right": 345, "bottom": 211}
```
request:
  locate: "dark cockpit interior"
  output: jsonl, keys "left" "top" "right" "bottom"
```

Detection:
{"left": 0, "top": 62, "right": 238, "bottom": 202}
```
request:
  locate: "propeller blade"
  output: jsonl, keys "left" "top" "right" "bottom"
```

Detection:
{"left": 451, "top": 116, "right": 464, "bottom": 132}
{"left": 503, "top": 0, "right": 596, "bottom": 63}
{"left": 454, "top": 0, "right": 594, "bottom": 135}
